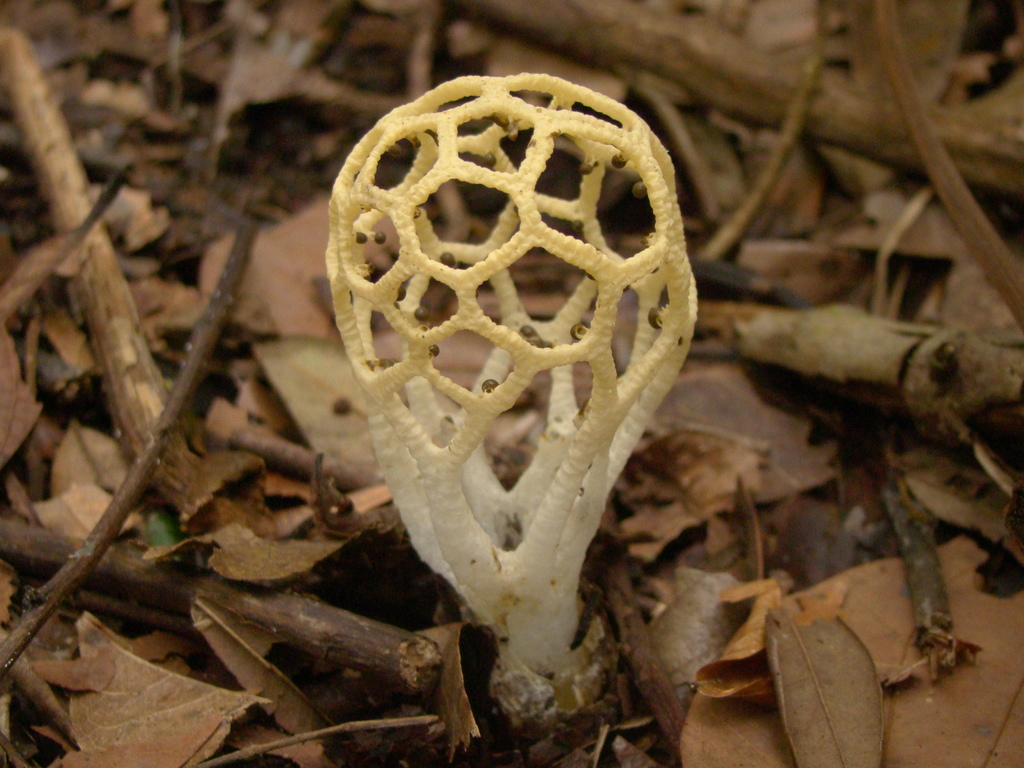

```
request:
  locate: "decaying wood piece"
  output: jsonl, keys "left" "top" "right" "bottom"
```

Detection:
{"left": 0, "top": 28, "right": 199, "bottom": 511}
{"left": 453, "top": 0, "right": 1024, "bottom": 200}
{"left": 880, "top": 477, "right": 964, "bottom": 677}
{"left": 735, "top": 306, "right": 1024, "bottom": 443}
{"left": 0, "top": 517, "right": 442, "bottom": 696}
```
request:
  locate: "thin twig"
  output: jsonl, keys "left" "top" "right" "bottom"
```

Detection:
{"left": 880, "top": 474, "right": 958, "bottom": 677}
{"left": 0, "top": 169, "right": 127, "bottom": 326}
{"left": 869, "top": 186, "right": 933, "bottom": 317}
{"left": 698, "top": 0, "right": 827, "bottom": 261}
{"left": 873, "top": 0, "right": 1024, "bottom": 331}
{"left": 0, "top": 221, "right": 256, "bottom": 677}
{"left": 227, "top": 426, "right": 377, "bottom": 490}
{"left": 631, "top": 79, "right": 722, "bottom": 222}
{"left": 189, "top": 715, "right": 438, "bottom": 768}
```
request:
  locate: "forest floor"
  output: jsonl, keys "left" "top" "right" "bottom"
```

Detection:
{"left": 1, "top": 1, "right": 1024, "bottom": 767}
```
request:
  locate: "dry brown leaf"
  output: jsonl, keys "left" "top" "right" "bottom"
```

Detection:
{"left": 79, "top": 79, "right": 152, "bottom": 120}
{"left": 147, "top": 522, "right": 344, "bottom": 585}
{"left": 736, "top": 240, "right": 869, "bottom": 305}
{"left": 50, "top": 421, "right": 129, "bottom": 496}
{"left": 0, "top": 327, "right": 43, "bottom": 472}
{"left": 655, "top": 364, "right": 835, "bottom": 502}
{"left": 611, "top": 734, "right": 662, "bottom": 768}
{"left": 621, "top": 430, "right": 763, "bottom": 561}
{"left": 34, "top": 483, "right": 114, "bottom": 540}
{"left": 833, "top": 188, "right": 967, "bottom": 259}
{"left": 204, "top": 397, "right": 250, "bottom": 443}
{"left": 941, "top": 257, "right": 1019, "bottom": 331}
{"left": 419, "top": 623, "right": 480, "bottom": 758}
{"left": 694, "top": 579, "right": 782, "bottom": 704}
{"left": 125, "top": 631, "right": 204, "bottom": 665}
{"left": 129, "top": 0, "right": 168, "bottom": 40}
{"left": 180, "top": 449, "right": 272, "bottom": 536}
{"left": 683, "top": 538, "right": 1024, "bottom": 767}
{"left": 200, "top": 199, "right": 335, "bottom": 339}
{"left": 898, "top": 445, "right": 1009, "bottom": 545}
{"left": 101, "top": 186, "right": 170, "bottom": 251}
{"left": 192, "top": 598, "right": 329, "bottom": 734}
{"left": 129, "top": 275, "right": 205, "bottom": 340}
{"left": 765, "top": 610, "right": 883, "bottom": 768}
{"left": 791, "top": 580, "right": 847, "bottom": 625}
{"left": 35, "top": 613, "right": 262, "bottom": 768}
{"left": 253, "top": 337, "right": 379, "bottom": 484}
{"left": 42, "top": 309, "right": 95, "bottom": 371}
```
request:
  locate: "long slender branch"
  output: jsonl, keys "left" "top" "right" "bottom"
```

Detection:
{"left": 873, "top": 0, "right": 1024, "bottom": 331}
{"left": 190, "top": 715, "right": 438, "bottom": 768}
{"left": 0, "top": 517, "right": 440, "bottom": 695}
{"left": 0, "top": 222, "right": 255, "bottom": 677}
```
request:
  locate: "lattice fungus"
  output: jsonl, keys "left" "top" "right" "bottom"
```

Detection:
{"left": 326, "top": 73, "right": 696, "bottom": 722}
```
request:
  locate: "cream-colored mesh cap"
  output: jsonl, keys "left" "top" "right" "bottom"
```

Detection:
{"left": 327, "top": 73, "right": 694, "bottom": 465}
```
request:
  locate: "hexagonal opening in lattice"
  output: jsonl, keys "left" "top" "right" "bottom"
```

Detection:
{"left": 536, "top": 136, "right": 585, "bottom": 202}
{"left": 370, "top": 134, "right": 436, "bottom": 191}
{"left": 395, "top": 275, "right": 459, "bottom": 329}
{"left": 430, "top": 328, "right": 511, "bottom": 397}
{"left": 425, "top": 181, "right": 515, "bottom": 247}
{"left": 569, "top": 100, "right": 624, "bottom": 129}
{"left": 596, "top": 166, "right": 656, "bottom": 257}
{"left": 504, "top": 248, "right": 594, "bottom": 328}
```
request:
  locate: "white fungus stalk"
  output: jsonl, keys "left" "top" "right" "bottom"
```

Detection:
{"left": 326, "top": 74, "right": 695, "bottom": 720}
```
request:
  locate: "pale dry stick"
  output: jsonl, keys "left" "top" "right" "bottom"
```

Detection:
{"left": 874, "top": 0, "right": 1024, "bottom": 331}
{"left": 0, "top": 28, "right": 201, "bottom": 511}
{"left": 869, "top": 186, "right": 933, "bottom": 317}
{"left": 698, "top": 0, "right": 827, "bottom": 261}
{"left": 0, "top": 221, "right": 256, "bottom": 677}
{"left": 632, "top": 80, "right": 722, "bottom": 223}
{"left": 190, "top": 715, "right": 438, "bottom": 768}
